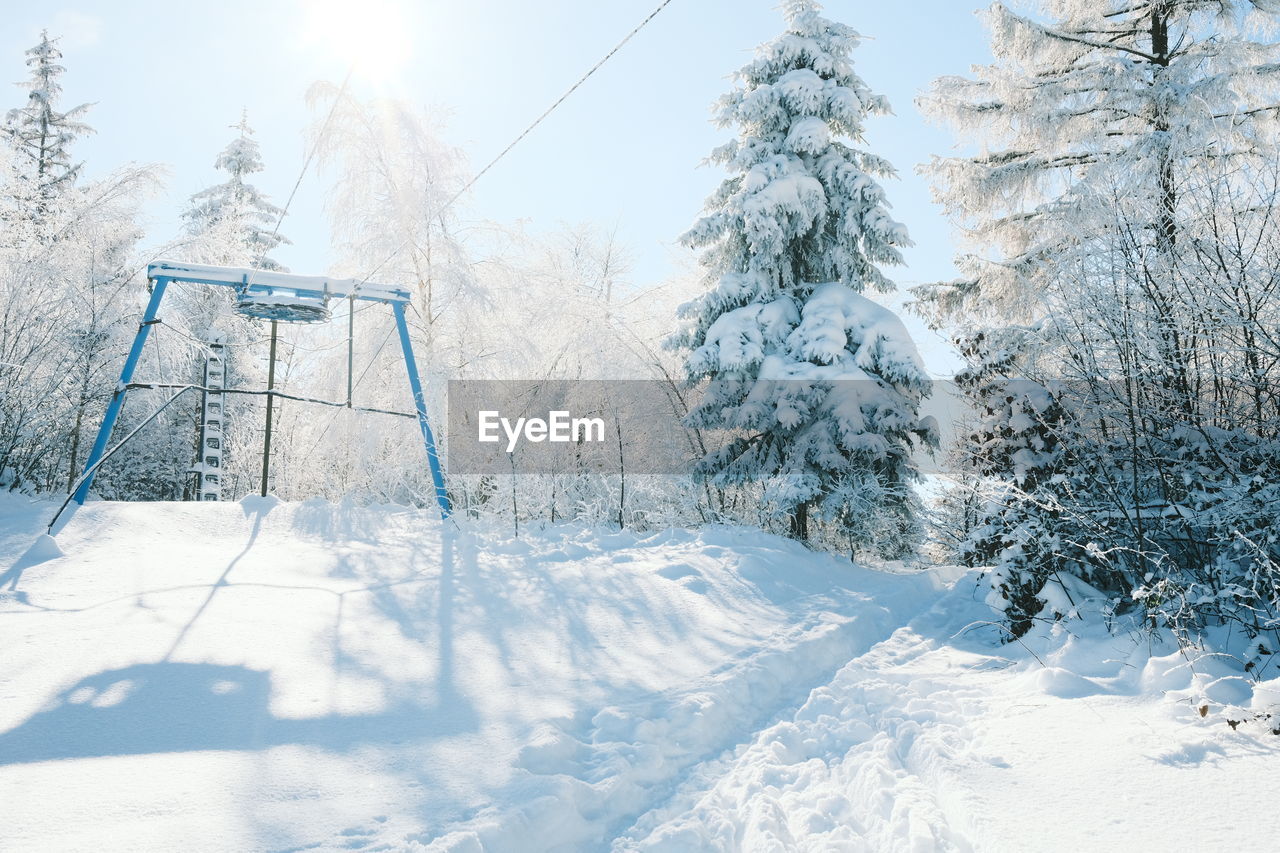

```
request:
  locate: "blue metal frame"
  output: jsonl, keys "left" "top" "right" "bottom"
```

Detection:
{"left": 71, "top": 278, "right": 168, "bottom": 504}
{"left": 394, "top": 302, "right": 451, "bottom": 518}
{"left": 70, "top": 263, "right": 451, "bottom": 520}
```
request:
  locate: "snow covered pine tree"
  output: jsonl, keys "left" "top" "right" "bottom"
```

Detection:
{"left": 2, "top": 29, "right": 92, "bottom": 228}
{"left": 671, "top": 0, "right": 933, "bottom": 553}
{"left": 1, "top": 30, "right": 160, "bottom": 497}
{"left": 159, "top": 113, "right": 292, "bottom": 501}
{"left": 183, "top": 111, "right": 289, "bottom": 271}
{"left": 177, "top": 112, "right": 290, "bottom": 348}
{"left": 951, "top": 328, "right": 1082, "bottom": 638}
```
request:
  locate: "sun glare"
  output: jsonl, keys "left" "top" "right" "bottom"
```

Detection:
{"left": 302, "top": 0, "right": 411, "bottom": 82}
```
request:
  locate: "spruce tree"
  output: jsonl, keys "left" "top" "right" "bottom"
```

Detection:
{"left": 671, "top": 0, "right": 932, "bottom": 552}
{"left": 173, "top": 113, "right": 289, "bottom": 502}
{"left": 183, "top": 112, "right": 289, "bottom": 271}
{"left": 2, "top": 30, "right": 93, "bottom": 221}
{"left": 951, "top": 329, "right": 1088, "bottom": 638}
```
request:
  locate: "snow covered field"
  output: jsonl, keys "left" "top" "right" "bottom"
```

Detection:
{"left": 1, "top": 495, "right": 1277, "bottom": 852}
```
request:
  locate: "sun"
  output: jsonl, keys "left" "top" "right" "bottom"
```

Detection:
{"left": 301, "top": 0, "right": 412, "bottom": 82}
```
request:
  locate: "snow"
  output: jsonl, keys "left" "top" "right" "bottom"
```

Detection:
{"left": 1, "top": 493, "right": 1277, "bottom": 851}
{"left": 147, "top": 260, "right": 410, "bottom": 303}
{"left": 788, "top": 283, "right": 928, "bottom": 385}
{"left": 616, "top": 609, "right": 1280, "bottom": 852}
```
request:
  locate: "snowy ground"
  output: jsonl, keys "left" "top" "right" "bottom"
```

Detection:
{"left": 1, "top": 495, "right": 1277, "bottom": 852}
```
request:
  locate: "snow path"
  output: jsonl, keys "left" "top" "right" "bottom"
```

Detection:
{"left": 612, "top": 591, "right": 990, "bottom": 852}
{"left": 414, "top": 577, "right": 942, "bottom": 851}
{"left": 613, "top": 585, "right": 1280, "bottom": 852}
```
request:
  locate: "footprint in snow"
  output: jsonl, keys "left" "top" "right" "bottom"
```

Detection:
{"left": 1036, "top": 666, "right": 1109, "bottom": 699}
{"left": 517, "top": 724, "right": 588, "bottom": 775}
{"left": 1152, "top": 739, "right": 1227, "bottom": 767}
{"left": 540, "top": 545, "right": 591, "bottom": 562}
{"left": 655, "top": 564, "right": 710, "bottom": 594}
{"left": 657, "top": 563, "right": 698, "bottom": 581}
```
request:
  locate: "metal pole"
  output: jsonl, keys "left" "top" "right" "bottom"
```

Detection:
{"left": 53, "top": 386, "right": 195, "bottom": 532}
{"left": 345, "top": 294, "right": 355, "bottom": 407}
{"left": 347, "top": 295, "right": 355, "bottom": 408}
{"left": 71, "top": 277, "right": 169, "bottom": 505}
{"left": 260, "top": 319, "right": 278, "bottom": 497}
{"left": 393, "top": 303, "right": 450, "bottom": 519}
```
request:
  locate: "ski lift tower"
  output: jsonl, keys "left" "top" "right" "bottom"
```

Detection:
{"left": 190, "top": 331, "right": 227, "bottom": 501}
{"left": 63, "top": 261, "right": 451, "bottom": 520}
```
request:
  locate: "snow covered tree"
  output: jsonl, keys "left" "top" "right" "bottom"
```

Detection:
{"left": 307, "top": 84, "right": 480, "bottom": 360}
{"left": 671, "top": 0, "right": 932, "bottom": 551}
{"left": 950, "top": 328, "right": 1096, "bottom": 638}
{"left": 921, "top": 2, "right": 1280, "bottom": 641}
{"left": 0, "top": 30, "right": 163, "bottom": 497}
{"left": 2, "top": 30, "right": 92, "bottom": 223}
{"left": 919, "top": 0, "right": 1280, "bottom": 317}
{"left": 182, "top": 112, "right": 289, "bottom": 271}
{"left": 175, "top": 113, "right": 289, "bottom": 345}
{"left": 159, "top": 114, "right": 290, "bottom": 501}
{"left": 0, "top": 165, "right": 161, "bottom": 496}
{"left": 267, "top": 86, "right": 486, "bottom": 504}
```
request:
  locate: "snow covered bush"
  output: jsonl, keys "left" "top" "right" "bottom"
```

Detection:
{"left": 671, "top": 0, "right": 932, "bottom": 553}
{"left": 951, "top": 330, "right": 1076, "bottom": 637}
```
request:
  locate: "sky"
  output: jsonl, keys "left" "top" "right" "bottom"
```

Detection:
{"left": 1, "top": 0, "right": 995, "bottom": 374}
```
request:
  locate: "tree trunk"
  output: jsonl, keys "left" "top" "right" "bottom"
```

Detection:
{"left": 616, "top": 416, "right": 626, "bottom": 529}
{"left": 789, "top": 500, "right": 810, "bottom": 541}
{"left": 1151, "top": 5, "right": 1176, "bottom": 254}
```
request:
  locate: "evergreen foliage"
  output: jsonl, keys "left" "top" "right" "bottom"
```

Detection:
{"left": 2, "top": 30, "right": 92, "bottom": 218}
{"left": 672, "top": 0, "right": 932, "bottom": 551}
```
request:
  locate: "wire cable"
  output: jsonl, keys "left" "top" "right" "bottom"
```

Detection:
{"left": 266, "top": 66, "right": 355, "bottom": 248}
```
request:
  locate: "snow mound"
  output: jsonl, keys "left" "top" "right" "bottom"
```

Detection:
{"left": 16, "top": 533, "right": 63, "bottom": 566}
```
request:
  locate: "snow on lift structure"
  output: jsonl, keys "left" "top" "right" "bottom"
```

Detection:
{"left": 54, "top": 261, "right": 451, "bottom": 529}
{"left": 235, "top": 291, "right": 332, "bottom": 324}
